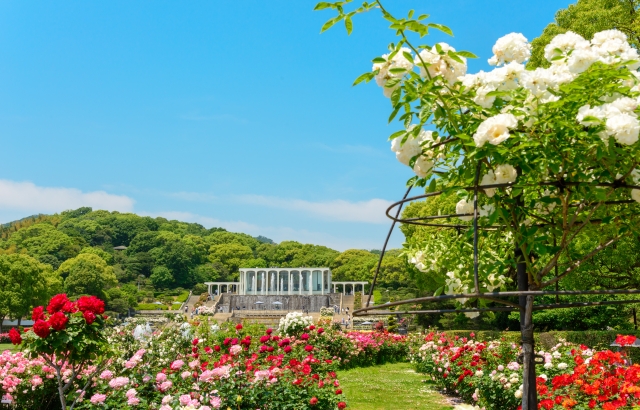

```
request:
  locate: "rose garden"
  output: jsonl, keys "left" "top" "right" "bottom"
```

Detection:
{"left": 5, "top": 0, "right": 640, "bottom": 409}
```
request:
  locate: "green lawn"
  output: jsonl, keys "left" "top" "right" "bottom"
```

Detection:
{"left": 338, "top": 362, "right": 453, "bottom": 410}
{"left": 0, "top": 343, "right": 18, "bottom": 353}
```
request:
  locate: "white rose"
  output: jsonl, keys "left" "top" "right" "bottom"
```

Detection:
{"left": 473, "top": 114, "right": 518, "bottom": 147}
{"left": 456, "top": 199, "right": 474, "bottom": 221}
{"left": 488, "top": 33, "right": 531, "bottom": 66}
{"left": 606, "top": 113, "right": 640, "bottom": 145}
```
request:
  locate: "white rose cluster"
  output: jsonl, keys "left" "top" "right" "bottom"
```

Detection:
{"left": 480, "top": 164, "right": 518, "bottom": 197}
{"left": 473, "top": 114, "right": 518, "bottom": 147}
{"left": 488, "top": 33, "right": 531, "bottom": 66}
{"left": 390, "top": 128, "right": 443, "bottom": 178}
{"left": 462, "top": 29, "right": 640, "bottom": 112}
{"left": 373, "top": 47, "right": 414, "bottom": 98}
{"left": 577, "top": 96, "right": 640, "bottom": 145}
{"left": 415, "top": 43, "right": 467, "bottom": 85}
{"left": 278, "top": 311, "right": 313, "bottom": 336}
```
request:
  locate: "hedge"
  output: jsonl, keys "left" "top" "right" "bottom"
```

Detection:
{"left": 136, "top": 303, "right": 168, "bottom": 311}
{"left": 176, "top": 291, "right": 190, "bottom": 303}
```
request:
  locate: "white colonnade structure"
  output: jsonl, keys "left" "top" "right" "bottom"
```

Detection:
{"left": 331, "top": 281, "right": 368, "bottom": 295}
{"left": 238, "top": 268, "right": 332, "bottom": 295}
{"left": 203, "top": 268, "right": 369, "bottom": 298}
{"left": 204, "top": 282, "right": 239, "bottom": 296}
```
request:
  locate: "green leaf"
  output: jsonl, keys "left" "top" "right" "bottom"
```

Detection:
{"left": 417, "top": 14, "right": 429, "bottom": 20}
{"left": 352, "top": 72, "right": 374, "bottom": 86}
{"left": 456, "top": 50, "right": 478, "bottom": 59}
{"left": 344, "top": 16, "right": 353, "bottom": 35}
{"left": 428, "top": 23, "right": 453, "bottom": 36}
{"left": 372, "top": 56, "right": 386, "bottom": 63}
{"left": 313, "top": 2, "right": 332, "bottom": 10}
{"left": 447, "top": 50, "right": 464, "bottom": 64}
{"left": 434, "top": 286, "right": 444, "bottom": 297}
{"left": 320, "top": 16, "right": 341, "bottom": 33}
{"left": 390, "top": 87, "right": 402, "bottom": 106}
{"left": 428, "top": 178, "right": 437, "bottom": 193}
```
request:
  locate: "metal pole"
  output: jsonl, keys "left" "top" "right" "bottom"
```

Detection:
{"left": 517, "top": 251, "right": 537, "bottom": 409}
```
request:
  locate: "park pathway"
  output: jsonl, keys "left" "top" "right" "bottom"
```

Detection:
{"left": 337, "top": 362, "right": 454, "bottom": 410}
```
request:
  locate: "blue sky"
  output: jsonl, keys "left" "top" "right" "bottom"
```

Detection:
{"left": 0, "top": 0, "right": 573, "bottom": 250}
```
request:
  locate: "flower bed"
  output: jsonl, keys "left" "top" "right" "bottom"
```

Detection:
{"left": 1, "top": 308, "right": 408, "bottom": 409}
{"left": 411, "top": 331, "right": 640, "bottom": 410}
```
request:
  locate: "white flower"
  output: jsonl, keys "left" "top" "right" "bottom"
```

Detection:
{"left": 576, "top": 104, "right": 606, "bottom": 126}
{"left": 473, "top": 114, "right": 518, "bottom": 147}
{"left": 492, "top": 62, "right": 526, "bottom": 91}
{"left": 514, "top": 389, "right": 522, "bottom": 399}
{"left": 373, "top": 47, "right": 414, "bottom": 98}
{"left": 544, "top": 31, "right": 590, "bottom": 62}
{"left": 557, "top": 362, "right": 568, "bottom": 370}
{"left": 480, "top": 164, "right": 517, "bottom": 197}
{"left": 415, "top": 43, "right": 467, "bottom": 85}
{"left": 495, "top": 164, "right": 517, "bottom": 184}
{"left": 456, "top": 199, "right": 474, "bottom": 221}
{"left": 606, "top": 113, "right": 640, "bottom": 145}
{"left": 565, "top": 47, "right": 599, "bottom": 74}
{"left": 478, "top": 204, "right": 495, "bottom": 218}
{"left": 488, "top": 33, "right": 531, "bottom": 66}
{"left": 391, "top": 129, "right": 441, "bottom": 177}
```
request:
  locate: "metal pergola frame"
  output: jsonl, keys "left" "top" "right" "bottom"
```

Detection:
{"left": 355, "top": 160, "right": 640, "bottom": 410}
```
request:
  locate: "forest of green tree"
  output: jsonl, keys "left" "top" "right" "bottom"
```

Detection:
{"left": 0, "top": 207, "right": 414, "bottom": 322}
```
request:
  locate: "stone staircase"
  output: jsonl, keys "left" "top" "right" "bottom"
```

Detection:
{"left": 341, "top": 294, "right": 355, "bottom": 313}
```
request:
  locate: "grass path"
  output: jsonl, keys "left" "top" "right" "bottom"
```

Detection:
{"left": 0, "top": 343, "right": 17, "bottom": 353}
{"left": 338, "top": 362, "right": 453, "bottom": 410}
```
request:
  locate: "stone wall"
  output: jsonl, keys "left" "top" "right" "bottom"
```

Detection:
{"left": 218, "top": 294, "right": 331, "bottom": 312}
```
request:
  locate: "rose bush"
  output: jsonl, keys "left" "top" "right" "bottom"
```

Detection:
{"left": 2, "top": 310, "right": 408, "bottom": 409}
{"left": 411, "top": 331, "right": 640, "bottom": 410}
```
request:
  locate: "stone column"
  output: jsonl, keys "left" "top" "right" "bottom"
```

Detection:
{"left": 321, "top": 271, "right": 324, "bottom": 295}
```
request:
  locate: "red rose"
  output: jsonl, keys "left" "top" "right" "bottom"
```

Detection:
{"left": 336, "top": 389, "right": 342, "bottom": 395}
{"left": 309, "top": 397, "right": 318, "bottom": 406}
{"left": 62, "top": 301, "right": 78, "bottom": 313}
{"left": 260, "top": 335, "right": 270, "bottom": 344}
{"left": 32, "top": 306, "right": 46, "bottom": 322}
{"left": 235, "top": 323, "right": 243, "bottom": 330}
{"left": 46, "top": 294, "right": 70, "bottom": 314}
{"left": 77, "top": 296, "right": 105, "bottom": 315}
{"left": 83, "top": 311, "right": 96, "bottom": 325}
{"left": 8, "top": 328, "right": 22, "bottom": 345}
{"left": 338, "top": 402, "right": 347, "bottom": 409}
{"left": 192, "top": 338, "right": 199, "bottom": 346}
{"left": 33, "top": 319, "right": 51, "bottom": 338}
{"left": 309, "top": 325, "right": 315, "bottom": 330}
{"left": 301, "top": 333, "right": 309, "bottom": 340}
{"left": 49, "top": 312, "right": 68, "bottom": 331}
{"left": 266, "top": 328, "right": 272, "bottom": 335}
{"left": 317, "top": 328, "right": 324, "bottom": 335}
{"left": 214, "top": 345, "right": 221, "bottom": 352}
{"left": 284, "top": 346, "right": 292, "bottom": 353}
{"left": 305, "top": 345, "right": 314, "bottom": 352}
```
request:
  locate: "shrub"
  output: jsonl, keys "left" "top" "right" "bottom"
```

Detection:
{"left": 320, "top": 307, "right": 334, "bottom": 317}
